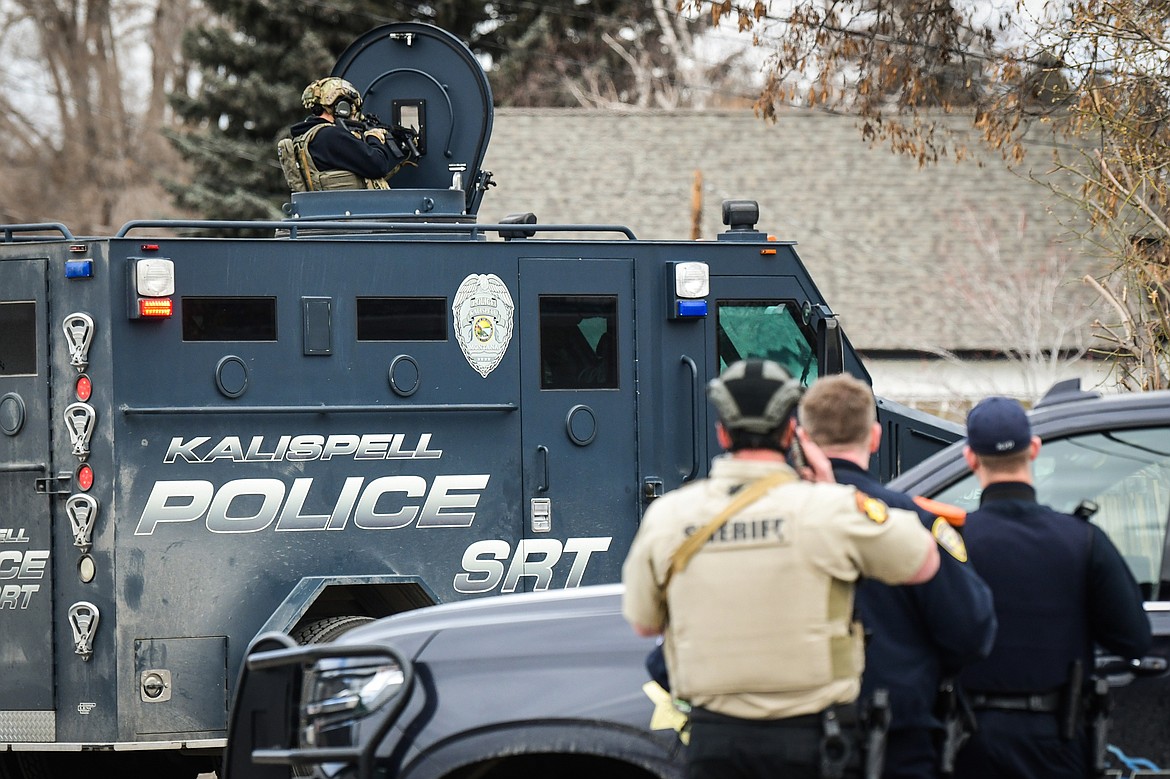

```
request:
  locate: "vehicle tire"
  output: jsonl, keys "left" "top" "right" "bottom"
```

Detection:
{"left": 293, "top": 615, "right": 375, "bottom": 645}
{"left": 291, "top": 615, "right": 376, "bottom": 778}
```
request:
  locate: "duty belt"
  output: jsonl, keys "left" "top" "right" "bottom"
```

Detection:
{"left": 969, "top": 691, "right": 1061, "bottom": 713}
{"left": 690, "top": 703, "right": 858, "bottom": 728}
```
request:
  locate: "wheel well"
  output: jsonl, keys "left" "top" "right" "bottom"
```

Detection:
{"left": 444, "top": 753, "right": 663, "bottom": 779}
{"left": 290, "top": 580, "right": 434, "bottom": 636}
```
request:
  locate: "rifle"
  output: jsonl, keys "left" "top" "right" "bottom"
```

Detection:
{"left": 340, "top": 111, "right": 422, "bottom": 162}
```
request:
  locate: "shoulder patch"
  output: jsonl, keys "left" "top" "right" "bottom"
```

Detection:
{"left": 855, "top": 491, "right": 889, "bottom": 524}
{"left": 931, "top": 516, "right": 968, "bottom": 562}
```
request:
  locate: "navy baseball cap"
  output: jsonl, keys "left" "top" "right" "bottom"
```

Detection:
{"left": 966, "top": 396, "right": 1032, "bottom": 455}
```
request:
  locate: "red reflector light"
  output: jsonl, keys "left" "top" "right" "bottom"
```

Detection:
{"left": 141, "top": 244, "right": 160, "bottom": 251}
{"left": 138, "top": 298, "right": 174, "bottom": 317}
{"left": 77, "top": 465, "right": 94, "bottom": 492}
{"left": 76, "top": 375, "right": 92, "bottom": 402}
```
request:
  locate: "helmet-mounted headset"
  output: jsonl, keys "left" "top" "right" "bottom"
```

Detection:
{"left": 706, "top": 359, "right": 805, "bottom": 435}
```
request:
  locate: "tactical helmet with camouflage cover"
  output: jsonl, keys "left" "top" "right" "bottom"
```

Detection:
{"left": 302, "top": 77, "right": 361, "bottom": 115}
{"left": 706, "top": 359, "right": 805, "bottom": 435}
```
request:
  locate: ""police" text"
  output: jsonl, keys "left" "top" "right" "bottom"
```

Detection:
{"left": 0, "top": 550, "right": 47, "bottom": 609}
{"left": 134, "top": 475, "right": 490, "bottom": 535}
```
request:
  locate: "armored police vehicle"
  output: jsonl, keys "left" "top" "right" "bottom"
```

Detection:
{"left": 0, "top": 22, "right": 957, "bottom": 779}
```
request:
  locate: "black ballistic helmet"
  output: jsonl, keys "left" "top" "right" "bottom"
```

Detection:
{"left": 707, "top": 359, "right": 805, "bottom": 434}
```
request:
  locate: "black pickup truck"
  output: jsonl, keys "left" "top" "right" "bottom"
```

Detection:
{"left": 224, "top": 380, "right": 1170, "bottom": 779}
{"left": 224, "top": 583, "right": 677, "bottom": 779}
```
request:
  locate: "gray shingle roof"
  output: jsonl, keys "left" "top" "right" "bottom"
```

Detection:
{"left": 481, "top": 108, "right": 1105, "bottom": 353}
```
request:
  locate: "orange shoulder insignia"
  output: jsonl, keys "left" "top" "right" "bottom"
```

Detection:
{"left": 855, "top": 491, "right": 889, "bottom": 524}
{"left": 913, "top": 495, "right": 966, "bottom": 527}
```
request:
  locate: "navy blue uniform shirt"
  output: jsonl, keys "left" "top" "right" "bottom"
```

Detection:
{"left": 959, "top": 482, "right": 1151, "bottom": 694}
{"left": 289, "top": 117, "right": 399, "bottom": 180}
{"left": 953, "top": 482, "right": 1151, "bottom": 779}
{"left": 831, "top": 460, "right": 997, "bottom": 731}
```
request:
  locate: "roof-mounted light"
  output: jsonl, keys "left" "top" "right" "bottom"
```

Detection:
{"left": 128, "top": 258, "right": 175, "bottom": 319}
{"left": 136, "top": 259, "right": 174, "bottom": 297}
{"left": 674, "top": 262, "right": 709, "bottom": 299}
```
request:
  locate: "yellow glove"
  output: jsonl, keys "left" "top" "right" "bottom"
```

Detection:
{"left": 363, "top": 127, "right": 388, "bottom": 143}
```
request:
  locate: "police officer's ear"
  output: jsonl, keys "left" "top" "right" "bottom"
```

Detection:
{"left": 1027, "top": 435, "right": 1042, "bottom": 461}
{"left": 777, "top": 416, "right": 798, "bottom": 450}
{"left": 868, "top": 421, "right": 882, "bottom": 454}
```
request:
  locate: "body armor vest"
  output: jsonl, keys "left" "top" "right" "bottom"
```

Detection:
{"left": 277, "top": 123, "right": 388, "bottom": 192}
{"left": 663, "top": 483, "right": 865, "bottom": 702}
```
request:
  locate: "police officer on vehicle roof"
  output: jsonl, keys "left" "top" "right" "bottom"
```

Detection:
{"left": 800, "top": 374, "right": 997, "bottom": 779}
{"left": 622, "top": 359, "right": 940, "bottom": 779}
{"left": 953, "top": 396, "right": 1151, "bottom": 779}
{"left": 282, "top": 77, "right": 403, "bottom": 192}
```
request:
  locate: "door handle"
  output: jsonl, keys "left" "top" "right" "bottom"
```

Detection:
{"left": 536, "top": 444, "right": 550, "bottom": 493}
{"left": 681, "top": 356, "right": 699, "bottom": 481}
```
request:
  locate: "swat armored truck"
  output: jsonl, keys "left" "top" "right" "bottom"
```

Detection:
{"left": 0, "top": 21, "right": 957, "bottom": 779}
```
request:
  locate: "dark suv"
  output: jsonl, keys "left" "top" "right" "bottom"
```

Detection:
{"left": 225, "top": 380, "right": 1170, "bottom": 779}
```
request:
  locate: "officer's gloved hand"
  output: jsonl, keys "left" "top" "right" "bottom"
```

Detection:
{"left": 363, "top": 127, "right": 388, "bottom": 144}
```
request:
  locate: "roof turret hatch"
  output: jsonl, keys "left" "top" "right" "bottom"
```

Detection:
{"left": 287, "top": 22, "right": 494, "bottom": 222}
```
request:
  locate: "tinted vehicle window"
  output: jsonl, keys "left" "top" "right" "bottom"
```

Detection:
{"left": 717, "top": 301, "right": 816, "bottom": 384}
{"left": 357, "top": 297, "right": 447, "bottom": 341}
{"left": 539, "top": 296, "right": 618, "bottom": 389}
{"left": 0, "top": 301, "right": 36, "bottom": 376}
{"left": 931, "top": 427, "right": 1170, "bottom": 599}
{"left": 182, "top": 297, "right": 277, "bottom": 341}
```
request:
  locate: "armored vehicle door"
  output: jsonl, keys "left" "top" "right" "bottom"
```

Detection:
{"left": 0, "top": 258, "right": 56, "bottom": 725}
{"left": 518, "top": 258, "right": 635, "bottom": 591}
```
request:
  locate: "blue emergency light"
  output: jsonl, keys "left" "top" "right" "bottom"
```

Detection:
{"left": 65, "top": 259, "right": 93, "bottom": 279}
{"left": 676, "top": 300, "right": 708, "bottom": 318}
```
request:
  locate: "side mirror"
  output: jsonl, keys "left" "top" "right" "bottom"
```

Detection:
{"left": 816, "top": 316, "right": 844, "bottom": 376}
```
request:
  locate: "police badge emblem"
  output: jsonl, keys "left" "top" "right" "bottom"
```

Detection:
{"left": 453, "top": 273, "right": 515, "bottom": 377}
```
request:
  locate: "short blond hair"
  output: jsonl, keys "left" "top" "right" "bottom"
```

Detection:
{"left": 799, "top": 374, "right": 876, "bottom": 448}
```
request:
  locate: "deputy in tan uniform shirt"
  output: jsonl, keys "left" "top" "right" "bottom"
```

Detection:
{"left": 622, "top": 359, "right": 939, "bottom": 779}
